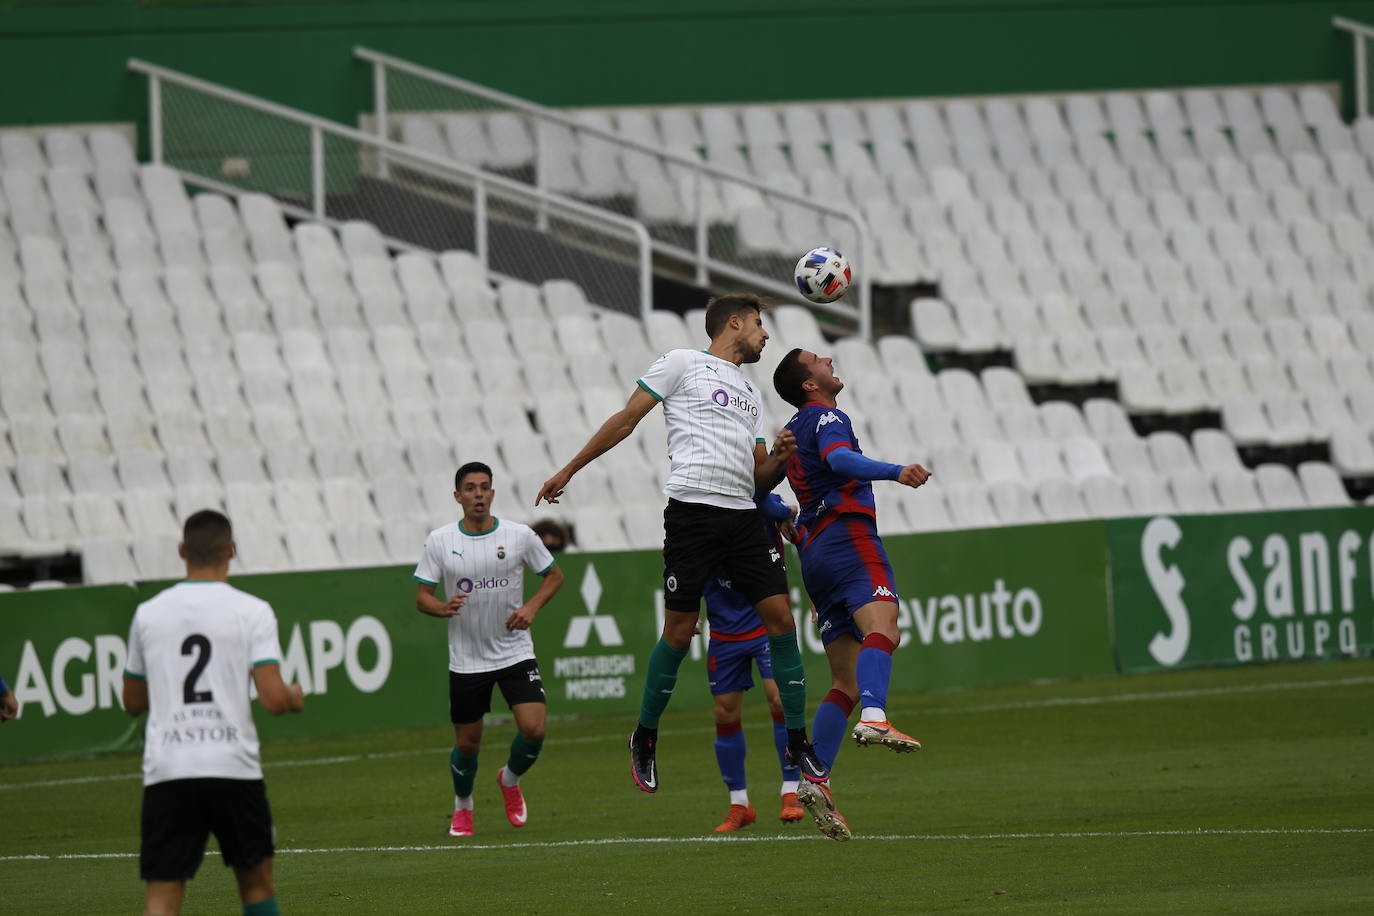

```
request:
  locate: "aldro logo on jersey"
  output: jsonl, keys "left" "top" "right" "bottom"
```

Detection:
{"left": 455, "top": 576, "right": 511, "bottom": 593}
{"left": 710, "top": 388, "right": 759, "bottom": 417}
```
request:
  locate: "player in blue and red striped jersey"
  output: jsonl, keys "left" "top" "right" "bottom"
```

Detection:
{"left": 702, "top": 492, "right": 806, "bottom": 832}
{"left": 771, "top": 347, "right": 932, "bottom": 840}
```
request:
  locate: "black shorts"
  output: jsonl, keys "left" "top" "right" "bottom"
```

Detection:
{"left": 140, "top": 778, "right": 274, "bottom": 881}
{"left": 662, "top": 498, "right": 788, "bottom": 614}
{"left": 449, "top": 658, "right": 546, "bottom": 724}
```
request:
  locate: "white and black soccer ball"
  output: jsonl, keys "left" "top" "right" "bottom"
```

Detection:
{"left": 793, "top": 247, "right": 853, "bottom": 304}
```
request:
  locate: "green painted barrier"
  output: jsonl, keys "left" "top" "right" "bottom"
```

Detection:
{"left": 0, "top": 518, "right": 1116, "bottom": 761}
{"left": 1108, "top": 507, "right": 1374, "bottom": 672}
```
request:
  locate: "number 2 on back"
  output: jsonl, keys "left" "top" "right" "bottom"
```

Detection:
{"left": 181, "top": 634, "right": 214, "bottom": 704}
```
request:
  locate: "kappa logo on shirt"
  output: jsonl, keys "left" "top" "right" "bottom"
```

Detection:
{"left": 873, "top": 586, "right": 896, "bottom": 598}
{"left": 815, "top": 411, "right": 841, "bottom": 431}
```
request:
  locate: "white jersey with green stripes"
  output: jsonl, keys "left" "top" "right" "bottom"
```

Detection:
{"left": 413, "top": 518, "right": 556, "bottom": 674}
{"left": 124, "top": 581, "right": 283, "bottom": 786}
{"left": 636, "top": 348, "right": 768, "bottom": 511}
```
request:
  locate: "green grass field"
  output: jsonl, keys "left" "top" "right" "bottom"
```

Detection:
{"left": 4, "top": 658, "right": 1373, "bottom": 914}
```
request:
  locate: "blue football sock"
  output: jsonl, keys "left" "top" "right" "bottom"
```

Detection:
{"left": 856, "top": 635, "right": 895, "bottom": 712}
{"left": 772, "top": 718, "right": 800, "bottom": 782}
{"left": 812, "top": 689, "right": 855, "bottom": 770}
{"left": 714, "top": 723, "right": 747, "bottom": 791}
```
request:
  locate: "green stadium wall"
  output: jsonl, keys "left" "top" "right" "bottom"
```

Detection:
{"left": 4, "top": 507, "right": 1372, "bottom": 762}
{"left": 0, "top": 1, "right": 1372, "bottom": 132}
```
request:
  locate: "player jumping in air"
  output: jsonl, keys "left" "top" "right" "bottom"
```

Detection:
{"left": 702, "top": 492, "right": 807, "bottom": 831}
{"left": 415, "top": 461, "right": 565, "bottom": 838}
{"left": 772, "top": 348, "right": 932, "bottom": 840}
{"left": 536, "top": 294, "right": 828, "bottom": 793}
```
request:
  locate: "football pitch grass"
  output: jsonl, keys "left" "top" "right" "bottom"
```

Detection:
{"left": 4, "top": 658, "right": 1372, "bottom": 914}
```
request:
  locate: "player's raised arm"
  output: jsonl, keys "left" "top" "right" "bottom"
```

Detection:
{"left": 753, "top": 428, "right": 795, "bottom": 492}
{"left": 536, "top": 385, "right": 659, "bottom": 505}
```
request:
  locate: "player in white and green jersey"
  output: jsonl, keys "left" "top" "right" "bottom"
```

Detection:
{"left": 414, "top": 461, "right": 565, "bottom": 837}
{"left": 123, "top": 509, "right": 305, "bottom": 916}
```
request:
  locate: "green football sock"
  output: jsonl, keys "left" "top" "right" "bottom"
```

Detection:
{"left": 450, "top": 747, "right": 478, "bottom": 799}
{"left": 243, "top": 897, "right": 280, "bottom": 916}
{"left": 767, "top": 632, "right": 808, "bottom": 729}
{"left": 507, "top": 733, "right": 543, "bottom": 777}
{"left": 637, "top": 638, "right": 688, "bottom": 730}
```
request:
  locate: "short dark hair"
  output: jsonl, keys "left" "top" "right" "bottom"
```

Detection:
{"left": 772, "top": 347, "right": 811, "bottom": 408}
{"left": 183, "top": 509, "right": 233, "bottom": 567}
{"left": 455, "top": 461, "right": 493, "bottom": 489}
{"left": 531, "top": 518, "right": 569, "bottom": 553}
{"left": 704, "top": 293, "right": 766, "bottom": 338}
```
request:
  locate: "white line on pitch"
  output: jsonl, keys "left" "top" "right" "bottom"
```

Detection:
{"left": 3, "top": 673, "right": 1369, "bottom": 792}
{"left": 4, "top": 827, "right": 1370, "bottom": 862}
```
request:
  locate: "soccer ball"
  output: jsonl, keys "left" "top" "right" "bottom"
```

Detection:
{"left": 793, "top": 247, "right": 853, "bottom": 304}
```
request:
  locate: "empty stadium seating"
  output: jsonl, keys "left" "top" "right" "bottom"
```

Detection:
{"left": 2, "top": 81, "right": 1370, "bottom": 586}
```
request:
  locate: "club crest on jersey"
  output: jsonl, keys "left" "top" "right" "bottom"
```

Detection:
{"left": 769, "top": 547, "right": 781, "bottom": 563}
{"left": 666, "top": 573, "right": 678, "bottom": 592}
{"left": 497, "top": 546, "right": 506, "bottom": 559}
{"left": 815, "top": 411, "right": 841, "bottom": 431}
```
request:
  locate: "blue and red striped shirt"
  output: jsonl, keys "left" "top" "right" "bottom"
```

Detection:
{"left": 785, "top": 403, "right": 892, "bottom": 549}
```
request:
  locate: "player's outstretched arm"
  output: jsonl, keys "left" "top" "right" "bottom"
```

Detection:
{"left": 753, "top": 428, "right": 796, "bottom": 491}
{"left": 536, "top": 386, "right": 659, "bottom": 505}
{"left": 416, "top": 582, "right": 464, "bottom": 618}
{"left": 252, "top": 663, "right": 305, "bottom": 715}
{"left": 896, "top": 463, "right": 933, "bottom": 488}
{"left": 825, "top": 446, "right": 932, "bottom": 489}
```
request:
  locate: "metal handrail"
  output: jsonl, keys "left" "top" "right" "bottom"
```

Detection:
{"left": 126, "top": 58, "right": 655, "bottom": 320}
{"left": 1334, "top": 16, "right": 1374, "bottom": 120}
{"left": 353, "top": 45, "right": 872, "bottom": 338}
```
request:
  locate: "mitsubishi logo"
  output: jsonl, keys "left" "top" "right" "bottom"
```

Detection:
{"left": 562, "top": 563, "right": 624, "bottom": 649}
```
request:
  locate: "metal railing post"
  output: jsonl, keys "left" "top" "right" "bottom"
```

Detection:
{"left": 1335, "top": 17, "right": 1374, "bottom": 118}
{"left": 855, "top": 219, "right": 872, "bottom": 340}
{"left": 534, "top": 115, "right": 550, "bottom": 232}
{"left": 374, "top": 60, "right": 390, "bottom": 179}
{"left": 1358, "top": 34, "right": 1370, "bottom": 119}
{"left": 638, "top": 225, "right": 653, "bottom": 321}
{"left": 149, "top": 75, "right": 163, "bottom": 165}
{"left": 694, "top": 170, "right": 708, "bottom": 286}
{"left": 311, "top": 126, "right": 325, "bottom": 220}
{"left": 474, "top": 177, "right": 489, "bottom": 271}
